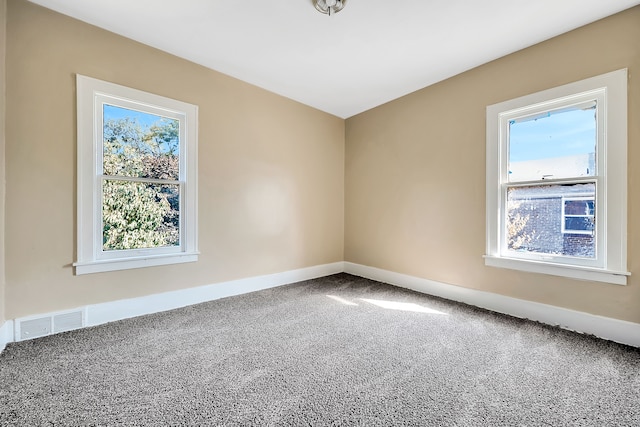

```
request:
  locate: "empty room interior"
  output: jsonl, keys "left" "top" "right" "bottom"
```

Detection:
{"left": 1, "top": 0, "right": 640, "bottom": 425}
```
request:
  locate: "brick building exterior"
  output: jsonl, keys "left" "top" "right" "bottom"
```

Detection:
{"left": 507, "top": 184, "right": 595, "bottom": 258}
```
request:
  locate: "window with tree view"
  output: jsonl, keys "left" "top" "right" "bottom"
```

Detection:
{"left": 102, "top": 105, "right": 181, "bottom": 251}
{"left": 75, "top": 75, "right": 198, "bottom": 275}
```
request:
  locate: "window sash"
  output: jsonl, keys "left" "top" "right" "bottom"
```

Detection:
{"left": 97, "top": 177, "right": 185, "bottom": 260}
{"left": 497, "top": 91, "right": 604, "bottom": 268}
{"left": 507, "top": 101, "right": 597, "bottom": 183}
{"left": 97, "top": 98, "right": 187, "bottom": 181}
{"left": 95, "top": 96, "right": 188, "bottom": 260}
{"left": 501, "top": 180, "right": 599, "bottom": 266}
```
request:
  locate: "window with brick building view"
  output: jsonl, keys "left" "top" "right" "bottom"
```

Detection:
{"left": 506, "top": 104, "right": 596, "bottom": 259}
{"left": 506, "top": 105, "right": 596, "bottom": 258}
{"left": 485, "top": 70, "right": 628, "bottom": 284}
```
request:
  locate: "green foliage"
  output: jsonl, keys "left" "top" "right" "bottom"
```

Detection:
{"left": 102, "top": 117, "right": 180, "bottom": 251}
{"left": 102, "top": 181, "right": 179, "bottom": 250}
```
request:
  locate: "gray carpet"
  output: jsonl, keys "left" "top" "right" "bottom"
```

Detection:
{"left": 1, "top": 273, "right": 639, "bottom": 426}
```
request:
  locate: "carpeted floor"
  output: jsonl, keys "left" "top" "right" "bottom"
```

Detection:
{"left": 1, "top": 273, "right": 639, "bottom": 426}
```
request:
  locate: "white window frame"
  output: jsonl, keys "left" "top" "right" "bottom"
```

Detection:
{"left": 485, "top": 69, "right": 629, "bottom": 285}
{"left": 561, "top": 196, "right": 595, "bottom": 235}
{"left": 74, "top": 75, "right": 198, "bottom": 275}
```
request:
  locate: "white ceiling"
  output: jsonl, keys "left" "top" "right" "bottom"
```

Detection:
{"left": 28, "top": 0, "right": 640, "bottom": 118}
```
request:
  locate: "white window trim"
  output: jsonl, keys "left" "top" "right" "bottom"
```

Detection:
{"left": 485, "top": 69, "right": 629, "bottom": 285}
{"left": 75, "top": 75, "right": 199, "bottom": 275}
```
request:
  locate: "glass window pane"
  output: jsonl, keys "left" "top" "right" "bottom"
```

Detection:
{"left": 564, "top": 199, "right": 594, "bottom": 216}
{"left": 508, "top": 104, "right": 596, "bottom": 182}
{"left": 506, "top": 183, "right": 595, "bottom": 258}
{"left": 102, "top": 180, "right": 180, "bottom": 251}
{"left": 564, "top": 217, "right": 594, "bottom": 232}
{"left": 103, "top": 104, "right": 179, "bottom": 180}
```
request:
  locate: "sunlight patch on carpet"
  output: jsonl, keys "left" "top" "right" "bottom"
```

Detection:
{"left": 326, "top": 295, "right": 359, "bottom": 306}
{"left": 361, "top": 298, "right": 448, "bottom": 315}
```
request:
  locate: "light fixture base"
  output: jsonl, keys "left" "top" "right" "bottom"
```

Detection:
{"left": 314, "top": 0, "right": 346, "bottom": 16}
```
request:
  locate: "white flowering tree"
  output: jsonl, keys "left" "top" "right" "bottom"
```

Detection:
{"left": 102, "top": 117, "right": 180, "bottom": 251}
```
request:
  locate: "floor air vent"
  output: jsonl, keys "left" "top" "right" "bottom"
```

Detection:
{"left": 53, "top": 310, "right": 84, "bottom": 334}
{"left": 16, "top": 309, "right": 85, "bottom": 341}
{"left": 19, "top": 317, "right": 51, "bottom": 341}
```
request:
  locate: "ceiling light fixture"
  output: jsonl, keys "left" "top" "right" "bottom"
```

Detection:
{"left": 314, "top": 0, "right": 346, "bottom": 16}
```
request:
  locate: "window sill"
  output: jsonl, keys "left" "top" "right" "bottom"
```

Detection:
{"left": 484, "top": 255, "right": 629, "bottom": 285}
{"left": 74, "top": 252, "right": 199, "bottom": 275}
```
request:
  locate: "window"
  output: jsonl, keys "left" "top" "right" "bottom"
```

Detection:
{"left": 485, "top": 69, "right": 628, "bottom": 285}
{"left": 75, "top": 75, "right": 198, "bottom": 274}
{"left": 562, "top": 197, "right": 595, "bottom": 235}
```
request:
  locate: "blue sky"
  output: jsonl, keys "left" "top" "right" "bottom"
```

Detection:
{"left": 509, "top": 107, "right": 596, "bottom": 163}
{"left": 103, "top": 104, "right": 179, "bottom": 156}
{"left": 103, "top": 104, "right": 174, "bottom": 130}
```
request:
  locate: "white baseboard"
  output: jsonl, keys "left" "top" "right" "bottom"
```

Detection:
{"left": 344, "top": 262, "right": 640, "bottom": 348}
{"left": 0, "top": 320, "right": 14, "bottom": 352}
{"left": 4, "top": 260, "right": 638, "bottom": 349}
{"left": 86, "top": 261, "right": 344, "bottom": 327}
{"left": 4, "top": 262, "right": 343, "bottom": 345}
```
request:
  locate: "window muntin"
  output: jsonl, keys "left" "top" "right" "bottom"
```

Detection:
{"left": 75, "top": 75, "right": 198, "bottom": 275}
{"left": 485, "top": 69, "right": 628, "bottom": 285}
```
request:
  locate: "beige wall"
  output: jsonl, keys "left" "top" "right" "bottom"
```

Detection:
{"left": 5, "top": 0, "right": 639, "bottom": 326}
{"left": 345, "top": 7, "right": 640, "bottom": 323}
{"left": 5, "top": 0, "right": 344, "bottom": 319}
{"left": 0, "top": 0, "right": 6, "bottom": 325}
